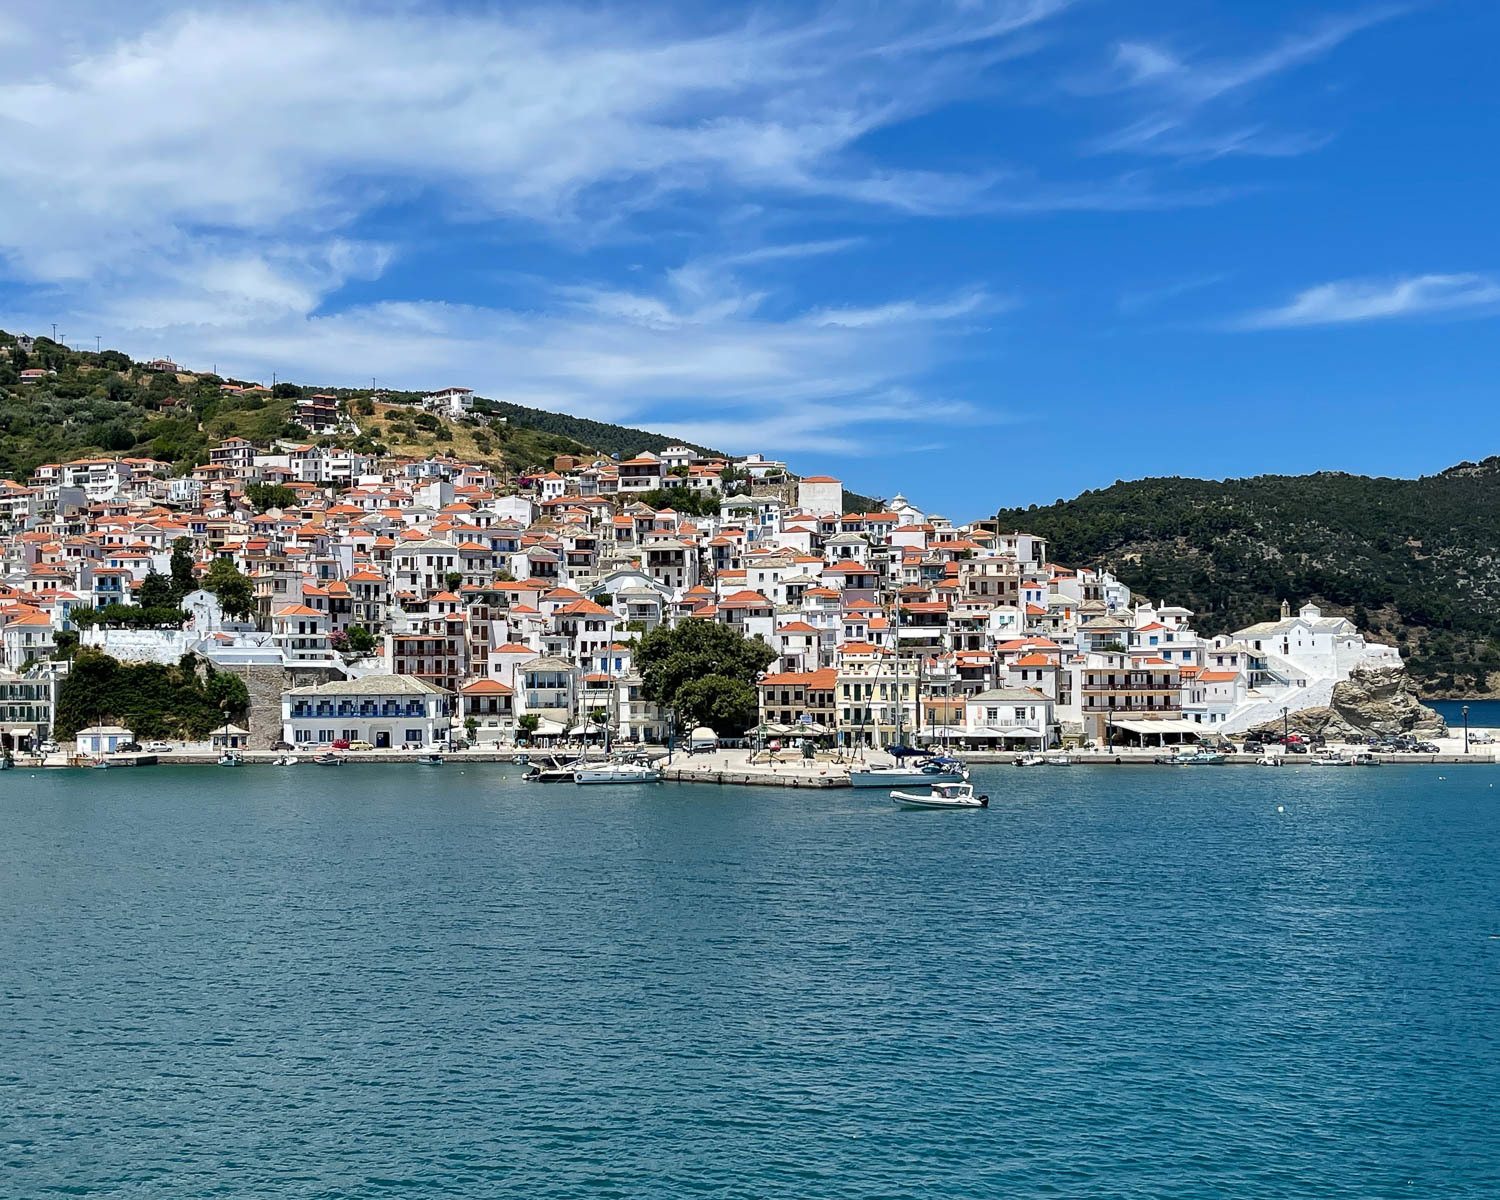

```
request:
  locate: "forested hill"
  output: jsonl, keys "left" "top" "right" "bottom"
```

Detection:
{"left": 478, "top": 399, "right": 720, "bottom": 460}
{"left": 985, "top": 460, "right": 1500, "bottom": 696}
{"left": 0, "top": 329, "right": 719, "bottom": 478}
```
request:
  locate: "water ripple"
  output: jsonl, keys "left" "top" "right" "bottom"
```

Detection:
{"left": 2, "top": 764, "right": 1498, "bottom": 1196}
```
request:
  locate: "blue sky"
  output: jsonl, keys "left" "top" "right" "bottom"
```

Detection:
{"left": 1, "top": 0, "right": 1496, "bottom": 517}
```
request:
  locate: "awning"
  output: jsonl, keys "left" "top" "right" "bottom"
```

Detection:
{"left": 1108, "top": 718, "right": 1203, "bottom": 735}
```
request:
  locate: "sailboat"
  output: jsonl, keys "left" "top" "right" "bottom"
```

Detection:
{"left": 850, "top": 594, "right": 967, "bottom": 787}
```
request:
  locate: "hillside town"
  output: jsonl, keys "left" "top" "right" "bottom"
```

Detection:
{"left": 0, "top": 404, "right": 1414, "bottom": 758}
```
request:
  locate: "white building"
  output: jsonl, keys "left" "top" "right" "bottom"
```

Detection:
{"left": 423, "top": 387, "right": 476, "bottom": 418}
{"left": 281, "top": 675, "right": 455, "bottom": 749}
{"left": 76, "top": 725, "right": 135, "bottom": 756}
{"left": 796, "top": 475, "right": 843, "bottom": 516}
{"left": 963, "top": 688, "right": 1054, "bottom": 747}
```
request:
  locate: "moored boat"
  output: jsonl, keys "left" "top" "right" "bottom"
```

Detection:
{"left": 889, "top": 781, "right": 989, "bottom": 810}
{"left": 314, "top": 752, "right": 345, "bottom": 766}
{"left": 575, "top": 762, "right": 661, "bottom": 785}
{"left": 417, "top": 753, "right": 445, "bottom": 765}
{"left": 850, "top": 756, "right": 967, "bottom": 787}
{"left": 525, "top": 755, "right": 580, "bottom": 783}
{"left": 1309, "top": 752, "right": 1349, "bottom": 766}
{"left": 1348, "top": 751, "right": 1383, "bottom": 766}
{"left": 1168, "top": 748, "right": 1226, "bottom": 765}
{"left": 217, "top": 752, "right": 243, "bottom": 767}
{"left": 1014, "top": 753, "right": 1045, "bottom": 767}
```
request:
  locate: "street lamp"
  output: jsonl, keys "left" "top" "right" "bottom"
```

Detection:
{"left": 1282, "top": 706, "right": 1289, "bottom": 744}
{"left": 1462, "top": 704, "right": 1470, "bottom": 755}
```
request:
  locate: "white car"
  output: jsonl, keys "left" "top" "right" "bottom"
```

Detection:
{"left": 144, "top": 741, "right": 174, "bottom": 753}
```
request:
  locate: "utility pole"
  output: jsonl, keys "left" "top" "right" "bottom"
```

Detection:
{"left": 51, "top": 323, "right": 57, "bottom": 342}
{"left": 95, "top": 336, "right": 101, "bottom": 353}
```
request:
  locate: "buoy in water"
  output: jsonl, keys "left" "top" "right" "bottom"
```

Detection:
{"left": 1277, "top": 805, "right": 1285, "bottom": 813}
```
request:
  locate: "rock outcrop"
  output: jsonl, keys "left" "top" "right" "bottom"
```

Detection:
{"left": 1249, "top": 665, "right": 1446, "bottom": 741}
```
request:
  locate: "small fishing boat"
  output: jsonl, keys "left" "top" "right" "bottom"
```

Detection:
{"left": 272, "top": 755, "right": 299, "bottom": 766}
{"left": 314, "top": 752, "right": 345, "bottom": 766}
{"left": 1014, "top": 753, "right": 1046, "bottom": 767}
{"left": 417, "top": 753, "right": 445, "bottom": 766}
{"left": 1042, "top": 753, "right": 1073, "bottom": 766}
{"left": 1348, "top": 751, "right": 1383, "bottom": 767}
{"left": 575, "top": 762, "right": 661, "bottom": 785}
{"left": 889, "top": 781, "right": 990, "bottom": 810}
{"left": 511, "top": 752, "right": 530, "bottom": 766}
{"left": 217, "top": 752, "right": 243, "bottom": 767}
{"left": 90, "top": 758, "right": 112, "bottom": 770}
{"left": 1309, "top": 752, "right": 1349, "bottom": 767}
{"left": 1255, "top": 754, "right": 1283, "bottom": 767}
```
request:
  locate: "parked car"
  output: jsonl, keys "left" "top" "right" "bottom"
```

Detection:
{"left": 1284, "top": 742, "right": 1308, "bottom": 754}
{"left": 270, "top": 740, "right": 294, "bottom": 751}
{"left": 119, "top": 740, "right": 142, "bottom": 752}
{"left": 144, "top": 741, "right": 173, "bottom": 754}
{"left": 1243, "top": 740, "right": 1265, "bottom": 754}
{"left": 1415, "top": 742, "right": 1440, "bottom": 754}
{"left": 348, "top": 740, "right": 375, "bottom": 751}
{"left": 331, "top": 738, "right": 351, "bottom": 750}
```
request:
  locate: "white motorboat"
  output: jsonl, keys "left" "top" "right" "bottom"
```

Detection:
{"left": 1167, "top": 748, "right": 1226, "bottom": 765}
{"left": 1309, "top": 752, "right": 1349, "bottom": 766}
{"left": 273, "top": 755, "right": 299, "bottom": 766}
{"left": 575, "top": 762, "right": 662, "bottom": 785}
{"left": 1042, "top": 753, "right": 1073, "bottom": 766}
{"left": 1255, "top": 754, "right": 1282, "bottom": 767}
{"left": 889, "top": 781, "right": 990, "bottom": 810}
{"left": 217, "top": 752, "right": 243, "bottom": 767}
{"left": 525, "top": 755, "right": 580, "bottom": 783}
{"left": 1014, "top": 753, "right": 1046, "bottom": 767}
{"left": 850, "top": 757, "right": 967, "bottom": 787}
{"left": 1348, "top": 752, "right": 1383, "bottom": 767}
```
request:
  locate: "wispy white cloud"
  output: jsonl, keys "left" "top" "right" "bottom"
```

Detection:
{"left": 1088, "top": 7, "right": 1401, "bottom": 160}
{"left": 7, "top": 254, "right": 992, "bottom": 455}
{"left": 1117, "top": 273, "right": 1231, "bottom": 315}
{"left": 1232, "top": 274, "right": 1500, "bottom": 329}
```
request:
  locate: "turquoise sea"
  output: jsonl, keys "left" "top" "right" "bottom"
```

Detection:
{"left": 3, "top": 763, "right": 1499, "bottom": 1197}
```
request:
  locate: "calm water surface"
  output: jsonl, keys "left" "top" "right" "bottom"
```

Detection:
{"left": 1429, "top": 699, "right": 1500, "bottom": 730}
{"left": 3, "top": 763, "right": 1498, "bottom": 1197}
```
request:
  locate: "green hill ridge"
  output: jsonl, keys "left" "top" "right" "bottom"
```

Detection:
{"left": 984, "top": 462, "right": 1500, "bottom": 696}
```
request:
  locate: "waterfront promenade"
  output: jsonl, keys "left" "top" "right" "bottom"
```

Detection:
{"left": 13, "top": 726, "right": 1499, "bottom": 779}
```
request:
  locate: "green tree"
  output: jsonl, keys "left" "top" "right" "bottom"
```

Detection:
{"left": 636, "top": 620, "right": 774, "bottom": 736}
{"left": 345, "top": 625, "right": 377, "bottom": 654}
{"left": 169, "top": 537, "right": 196, "bottom": 601}
{"left": 673, "top": 674, "right": 760, "bottom": 736}
{"left": 203, "top": 557, "right": 255, "bottom": 620}
{"left": 244, "top": 482, "right": 297, "bottom": 512}
{"left": 517, "top": 713, "right": 540, "bottom": 744}
{"left": 444, "top": 571, "right": 464, "bottom": 593}
{"left": 139, "top": 570, "right": 176, "bottom": 610}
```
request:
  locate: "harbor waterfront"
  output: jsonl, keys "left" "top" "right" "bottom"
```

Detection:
{"left": 5, "top": 764, "right": 1500, "bottom": 1196}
